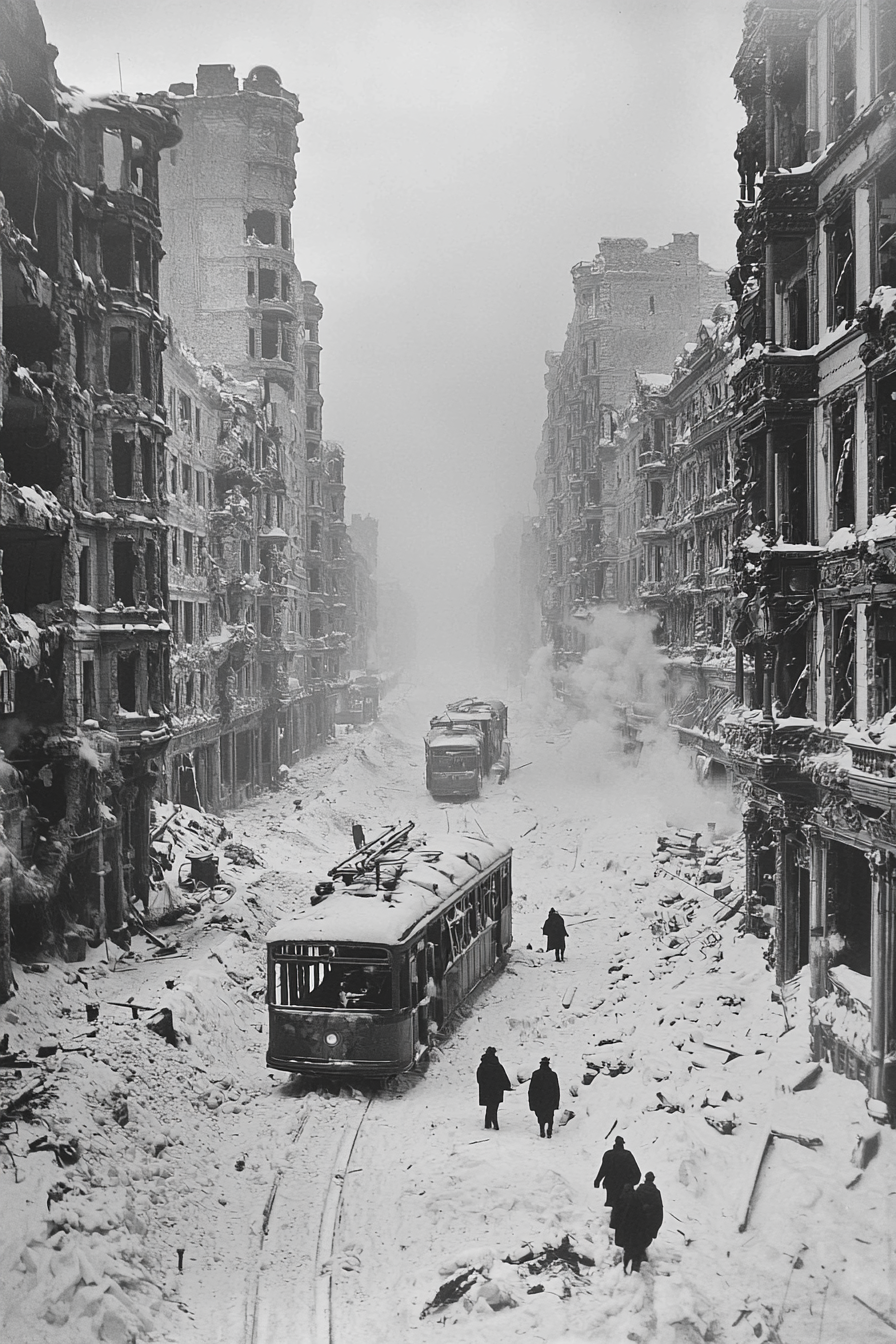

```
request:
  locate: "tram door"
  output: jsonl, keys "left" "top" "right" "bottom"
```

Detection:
{"left": 412, "top": 941, "right": 428, "bottom": 1054}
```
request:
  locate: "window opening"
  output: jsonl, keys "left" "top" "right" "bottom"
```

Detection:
{"left": 108, "top": 328, "right": 134, "bottom": 393}
{"left": 245, "top": 210, "right": 276, "bottom": 244}
{"left": 113, "top": 538, "right": 137, "bottom": 605}
{"left": 111, "top": 433, "right": 134, "bottom": 497}
{"left": 117, "top": 653, "right": 137, "bottom": 711}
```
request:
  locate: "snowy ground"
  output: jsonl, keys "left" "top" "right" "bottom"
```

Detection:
{"left": 1, "top": 671, "right": 893, "bottom": 1344}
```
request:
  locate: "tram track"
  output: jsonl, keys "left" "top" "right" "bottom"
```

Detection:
{"left": 245, "top": 1090, "right": 373, "bottom": 1344}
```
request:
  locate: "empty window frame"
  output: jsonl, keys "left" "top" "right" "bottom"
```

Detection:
{"left": 829, "top": 2, "right": 856, "bottom": 140}
{"left": 111, "top": 432, "right": 134, "bottom": 496}
{"left": 102, "top": 220, "right": 132, "bottom": 287}
{"left": 876, "top": 371, "right": 896, "bottom": 512}
{"left": 829, "top": 605, "right": 856, "bottom": 721}
{"left": 875, "top": 156, "right": 896, "bottom": 288}
{"left": 81, "top": 657, "right": 97, "bottom": 721}
{"left": 108, "top": 328, "right": 134, "bottom": 392}
{"left": 831, "top": 399, "right": 856, "bottom": 530}
{"left": 245, "top": 210, "right": 276, "bottom": 244}
{"left": 826, "top": 203, "right": 855, "bottom": 327}
{"left": 113, "top": 538, "right": 137, "bottom": 605}
{"left": 117, "top": 652, "right": 138, "bottom": 712}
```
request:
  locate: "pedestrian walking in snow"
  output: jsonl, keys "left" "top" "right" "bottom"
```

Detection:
{"left": 630, "top": 1172, "right": 663, "bottom": 1267}
{"left": 593, "top": 1135, "right": 641, "bottom": 1209}
{"left": 610, "top": 1182, "right": 641, "bottom": 1274}
{"left": 542, "top": 908, "right": 568, "bottom": 961}
{"left": 476, "top": 1046, "right": 512, "bottom": 1130}
{"left": 528, "top": 1056, "right": 561, "bottom": 1137}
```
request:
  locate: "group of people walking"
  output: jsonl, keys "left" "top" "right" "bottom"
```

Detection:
{"left": 476, "top": 1048, "right": 560, "bottom": 1137}
{"left": 476, "top": 1051, "right": 663, "bottom": 1270}
{"left": 594, "top": 1136, "right": 664, "bottom": 1273}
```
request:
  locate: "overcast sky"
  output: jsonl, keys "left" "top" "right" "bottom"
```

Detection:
{"left": 41, "top": 0, "right": 746, "bottom": 657}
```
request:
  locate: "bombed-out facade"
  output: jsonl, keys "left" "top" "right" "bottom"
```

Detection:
{"left": 158, "top": 64, "right": 354, "bottom": 768}
{"left": 529, "top": 0, "right": 896, "bottom": 1121}
{"left": 0, "top": 0, "right": 181, "bottom": 995}
{"left": 535, "top": 235, "right": 728, "bottom": 645}
{"left": 720, "top": 0, "right": 896, "bottom": 1123}
{"left": 0, "top": 11, "right": 379, "bottom": 997}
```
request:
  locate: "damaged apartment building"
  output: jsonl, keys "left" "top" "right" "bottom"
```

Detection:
{"left": 0, "top": 0, "right": 181, "bottom": 997}
{"left": 608, "top": 307, "right": 743, "bottom": 784}
{"left": 158, "top": 64, "right": 372, "bottom": 806}
{"left": 534, "top": 234, "right": 728, "bottom": 651}
{"left": 529, "top": 0, "right": 896, "bottom": 1122}
{"left": 721, "top": 0, "right": 896, "bottom": 1123}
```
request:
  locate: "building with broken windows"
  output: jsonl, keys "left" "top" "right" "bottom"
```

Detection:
{"left": 598, "top": 306, "right": 744, "bottom": 775}
{"left": 0, "top": 0, "right": 182, "bottom": 996}
{"left": 534, "top": 235, "right": 729, "bottom": 649}
{"left": 164, "top": 337, "right": 305, "bottom": 809}
{"left": 721, "top": 0, "right": 896, "bottom": 1122}
{"left": 158, "top": 64, "right": 349, "bottom": 766}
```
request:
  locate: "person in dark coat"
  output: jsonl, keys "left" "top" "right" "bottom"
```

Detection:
{"left": 542, "top": 908, "right": 568, "bottom": 961}
{"left": 593, "top": 1135, "right": 641, "bottom": 1208}
{"left": 528, "top": 1056, "right": 561, "bottom": 1137}
{"left": 476, "top": 1046, "right": 512, "bottom": 1130}
{"left": 630, "top": 1172, "right": 663, "bottom": 1268}
{"left": 609, "top": 1182, "right": 640, "bottom": 1273}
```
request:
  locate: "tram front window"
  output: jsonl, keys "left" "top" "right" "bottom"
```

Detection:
{"left": 433, "top": 753, "right": 477, "bottom": 773}
{"left": 271, "top": 943, "right": 392, "bottom": 1010}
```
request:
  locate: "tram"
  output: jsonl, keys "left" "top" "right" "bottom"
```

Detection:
{"left": 265, "top": 822, "right": 512, "bottom": 1077}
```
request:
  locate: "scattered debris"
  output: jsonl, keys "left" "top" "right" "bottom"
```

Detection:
{"left": 505, "top": 1235, "right": 595, "bottom": 1276}
{"left": 420, "top": 1268, "right": 480, "bottom": 1318}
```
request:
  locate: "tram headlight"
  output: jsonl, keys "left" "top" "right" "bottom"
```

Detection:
{"left": 325, "top": 1032, "right": 339, "bottom": 1046}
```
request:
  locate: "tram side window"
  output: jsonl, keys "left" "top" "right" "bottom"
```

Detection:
{"left": 447, "top": 903, "right": 468, "bottom": 960}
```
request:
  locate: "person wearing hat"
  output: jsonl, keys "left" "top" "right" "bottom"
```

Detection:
{"left": 527, "top": 1056, "right": 561, "bottom": 1137}
{"left": 593, "top": 1135, "right": 641, "bottom": 1209}
{"left": 542, "top": 908, "right": 568, "bottom": 962}
{"left": 476, "top": 1046, "right": 512, "bottom": 1130}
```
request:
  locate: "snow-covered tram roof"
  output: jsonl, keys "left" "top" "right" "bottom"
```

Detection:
{"left": 266, "top": 832, "right": 511, "bottom": 947}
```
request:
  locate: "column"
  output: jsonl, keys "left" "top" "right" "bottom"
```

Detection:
{"left": 869, "top": 849, "right": 896, "bottom": 1120}
{"left": 806, "top": 826, "right": 829, "bottom": 1002}
{"left": 773, "top": 815, "right": 800, "bottom": 985}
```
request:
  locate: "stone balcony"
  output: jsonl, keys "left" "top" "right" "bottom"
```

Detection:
{"left": 848, "top": 741, "right": 896, "bottom": 809}
{"left": 731, "top": 349, "right": 818, "bottom": 415}
{"left": 722, "top": 712, "right": 830, "bottom": 787}
{"left": 636, "top": 454, "right": 672, "bottom": 479}
{"left": 636, "top": 514, "right": 669, "bottom": 541}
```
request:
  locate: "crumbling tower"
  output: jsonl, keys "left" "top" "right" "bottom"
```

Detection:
{"left": 159, "top": 65, "right": 336, "bottom": 755}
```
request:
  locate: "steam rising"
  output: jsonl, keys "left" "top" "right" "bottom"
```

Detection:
{"left": 523, "top": 609, "right": 739, "bottom": 835}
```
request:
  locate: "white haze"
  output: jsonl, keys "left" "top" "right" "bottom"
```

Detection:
{"left": 39, "top": 0, "right": 746, "bottom": 657}
{"left": 521, "top": 610, "right": 739, "bottom": 836}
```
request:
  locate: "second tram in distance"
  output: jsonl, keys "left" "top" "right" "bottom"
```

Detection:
{"left": 265, "top": 823, "right": 512, "bottom": 1077}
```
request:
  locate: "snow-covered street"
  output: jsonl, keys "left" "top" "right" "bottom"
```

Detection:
{"left": 1, "top": 675, "right": 894, "bottom": 1344}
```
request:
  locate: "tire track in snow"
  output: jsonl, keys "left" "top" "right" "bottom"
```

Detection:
{"left": 246, "top": 1091, "right": 372, "bottom": 1344}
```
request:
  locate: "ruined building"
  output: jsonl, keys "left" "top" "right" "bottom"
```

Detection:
{"left": 535, "top": 235, "right": 728, "bottom": 646}
{"left": 0, "top": 0, "right": 181, "bottom": 995}
{"left": 346, "top": 512, "right": 378, "bottom": 673}
{"left": 608, "top": 306, "right": 744, "bottom": 778}
{"left": 158, "top": 65, "right": 347, "bottom": 781}
{"left": 163, "top": 338, "right": 301, "bottom": 808}
{"left": 721, "top": 0, "right": 896, "bottom": 1122}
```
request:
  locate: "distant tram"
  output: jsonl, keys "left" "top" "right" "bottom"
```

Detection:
{"left": 424, "top": 698, "right": 510, "bottom": 799}
{"left": 265, "top": 823, "right": 512, "bottom": 1077}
